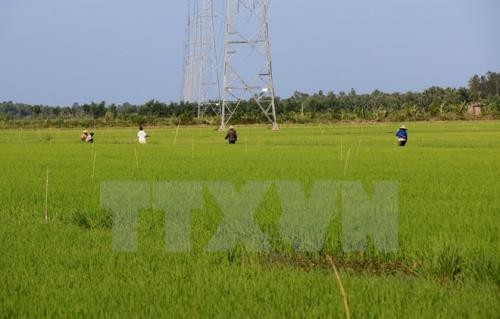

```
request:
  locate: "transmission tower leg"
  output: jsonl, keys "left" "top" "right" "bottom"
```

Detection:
{"left": 220, "top": 0, "right": 278, "bottom": 130}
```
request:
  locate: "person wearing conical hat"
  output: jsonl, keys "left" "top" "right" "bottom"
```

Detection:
{"left": 395, "top": 125, "right": 408, "bottom": 146}
{"left": 80, "top": 130, "right": 88, "bottom": 142}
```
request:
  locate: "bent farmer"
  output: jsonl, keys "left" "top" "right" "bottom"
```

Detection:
{"left": 395, "top": 125, "right": 408, "bottom": 146}
{"left": 80, "top": 130, "right": 88, "bottom": 142}
{"left": 86, "top": 132, "right": 94, "bottom": 144}
{"left": 225, "top": 126, "right": 238, "bottom": 144}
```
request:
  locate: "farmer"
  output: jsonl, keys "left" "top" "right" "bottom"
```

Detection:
{"left": 85, "top": 132, "right": 94, "bottom": 144}
{"left": 225, "top": 126, "right": 238, "bottom": 144}
{"left": 395, "top": 125, "right": 408, "bottom": 146}
{"left": 80, "top": 130, "right": 88, "bottom": 142}
{"left": 138, "top": 126, "right": 148, "bottom": 144}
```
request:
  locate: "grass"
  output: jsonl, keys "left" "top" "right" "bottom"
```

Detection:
{"left": 0, "top": 121, "right": 499, "bottom": 318}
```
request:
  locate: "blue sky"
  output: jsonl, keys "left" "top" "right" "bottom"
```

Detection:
{"left": 0, "top": 0, "right": 499, "bottom": 105}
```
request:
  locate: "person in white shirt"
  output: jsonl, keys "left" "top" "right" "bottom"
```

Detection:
{"left": 137, "top": 126, "right": 148, "bottom": 144}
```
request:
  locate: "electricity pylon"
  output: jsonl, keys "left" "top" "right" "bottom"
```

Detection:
{"left": 181, "top": 0, "right": 194, "bottom": 103}
{"left": 181, "top": 0, "right": 221, "bottom": 117}
{"left": 220, "top": 0, "right": 278, "bottom": 130}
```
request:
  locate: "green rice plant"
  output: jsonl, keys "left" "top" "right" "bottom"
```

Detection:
{"left": 434, "top": 246, "right": 463, "bottom": 282}
{"left": 0, "top": 121, "right": 498, "bottom": 317}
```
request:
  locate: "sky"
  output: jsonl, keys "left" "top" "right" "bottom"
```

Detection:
{"left": 0, "top": 0, "right": 499, "bottom": 106}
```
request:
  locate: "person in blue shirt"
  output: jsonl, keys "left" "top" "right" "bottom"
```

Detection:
{"left": 396, "top": 125, "right": 408, "bottom": 146}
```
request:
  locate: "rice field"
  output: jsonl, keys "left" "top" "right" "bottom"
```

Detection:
{"left": 0, "top": 121, "right": 499, "bottom": 318}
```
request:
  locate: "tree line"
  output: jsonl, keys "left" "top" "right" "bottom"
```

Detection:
{"left": 1, "top": 71, "right": 498, "bottom": 127}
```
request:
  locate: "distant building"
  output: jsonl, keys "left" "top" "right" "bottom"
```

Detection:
{"left": 467, "top": 102, "right": 482, "bottom": 116}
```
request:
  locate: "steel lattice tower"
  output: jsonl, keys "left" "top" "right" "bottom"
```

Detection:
{"left": 220, "top": 0, "right": 278, "bottom": 130}
{"left": 181, "top": 0, "right": 196, "bottom": 103}
{"left": 181, "top": 0, "right": 194, "bottom": 103}
{"left": 181, "top": 0, "right": 221, "bottom": 117}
